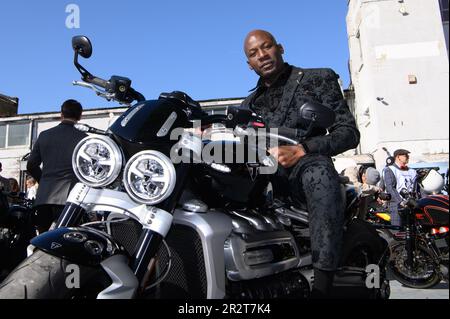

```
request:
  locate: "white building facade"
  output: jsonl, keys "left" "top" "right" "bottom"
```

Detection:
{"left": 347, "top": 0, "right": 449, "bottom": 169}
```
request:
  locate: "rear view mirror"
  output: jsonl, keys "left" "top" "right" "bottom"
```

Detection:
{"left": 298, "top": 102, "right": 335, "bottom": 129}
{"left": 72, "top": 36, "right": 92, "bottom": 58}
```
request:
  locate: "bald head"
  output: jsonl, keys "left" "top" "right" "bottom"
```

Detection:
{"left": 244, "top": 30, "right": 277, "bottom": 53}
{"left": 243, "top": 30, "right": 285, "bottom": 83}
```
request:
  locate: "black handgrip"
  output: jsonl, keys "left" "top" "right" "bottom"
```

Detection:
{"left": 88, "top": 76, "right": 109, "bottom": 89}
{"left": 202, "top": 114, "right": 228, "bottom": 126}
{"left": 277, "top": 127, "right": 298, "bottom": 141}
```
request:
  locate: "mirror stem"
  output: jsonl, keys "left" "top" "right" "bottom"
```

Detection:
{"left": 73, "top": 51, "right": 93, "bottom": 81}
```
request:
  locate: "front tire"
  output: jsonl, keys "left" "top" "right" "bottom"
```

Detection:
{"left": 389, "top": 243, "right": 441, "bottom": 289}
{"left": 0, "top": 249, "right": 110, "bottom": 299}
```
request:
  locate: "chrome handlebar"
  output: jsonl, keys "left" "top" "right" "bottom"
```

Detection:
{"left": 234, "top": 126, "right": 299, "bottom": 145}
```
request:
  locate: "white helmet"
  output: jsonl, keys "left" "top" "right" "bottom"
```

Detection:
{"left": 420, "top": 169, "right": 445, "bottom": 194}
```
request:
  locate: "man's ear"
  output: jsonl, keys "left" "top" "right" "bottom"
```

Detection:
{"left": 278, "top": 44, "right": 284, "bottom": 54}
{"left": 247, "top": 61, "right": 253, "bottom": 70}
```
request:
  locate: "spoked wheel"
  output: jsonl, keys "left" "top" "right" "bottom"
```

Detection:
{"left": 389, "top": 243, "right": 441, "bottom": 289}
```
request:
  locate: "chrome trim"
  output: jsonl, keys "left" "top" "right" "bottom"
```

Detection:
{"left": 172, "top": 209, "right": 233, "bottom": 299}
{"left": 67, "top": 183, "right": 90, "bottom": 204}
{"left": 121, "top": 103, "right": 144, "bottom": 127}
{"left": 224, "top": 231, "right": 300, "bottom": 281}
{"left": 298, "top": 253, "right": 312, "bottom": 268}
{"left": 157, "top": 111, "right": 177, "bottom": 137}
{"left": 266, "top": 132, "right": 298, "bottom": 145}
{"left": 67, "top": 183, "right": 173, "bottom": 237}
{"left": 72, "top": 135, "right": 123, "bottom": 187}
{"left": 254, "top": 211, "right": 284, "bottom": 230}
{"left": 97, "top": 254, "right": 138, "bottom": 299}
{"left": 182, "top": 199, "right": 208, "bottom": 213}
{"left": 230, "top": 215, "right": 255, "bottom": 234}
{"left": 227, "top": 210, "right": 275, "bottom": 231}
{"left": 276, "top": 206, "right": 310, "bottom": 224}
{"left": 123, "top": 150, "right": 176, "bottom": 205}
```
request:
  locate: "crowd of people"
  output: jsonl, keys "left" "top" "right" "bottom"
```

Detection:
{"left": 0, "top": 162, "right": 37, "bottom": 201}
{"left": 341, "top": 148, "right": 447, "bottom": 226}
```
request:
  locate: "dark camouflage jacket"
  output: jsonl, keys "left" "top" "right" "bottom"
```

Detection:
{"left": 241, "top": 65, "right": 360, "bottom": 157}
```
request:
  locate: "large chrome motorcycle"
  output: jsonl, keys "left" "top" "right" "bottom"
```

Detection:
{"left": 0, "top": 36, "right": 389, "bottom": 299}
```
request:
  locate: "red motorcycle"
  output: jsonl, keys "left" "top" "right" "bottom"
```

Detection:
{"left": 371, "top": 169, "right": 449, "bottom": 288}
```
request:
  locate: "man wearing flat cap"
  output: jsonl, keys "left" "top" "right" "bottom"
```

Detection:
{"left": 382, "top": 149, "right": 417, "bottom": 226}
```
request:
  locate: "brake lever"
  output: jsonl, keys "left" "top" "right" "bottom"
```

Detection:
{"left": 73, "top": 80, "right": 117, "bottom": 101}
{"left": 73, "top": 80, "right": 100, "bottom": 91}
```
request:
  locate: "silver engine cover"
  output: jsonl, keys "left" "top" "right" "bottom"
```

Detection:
{"left": 174, "top": 202, "right": 301, "bottom": 289}
{"left": 224, "top": 210, "right": 300, "bottom": 281}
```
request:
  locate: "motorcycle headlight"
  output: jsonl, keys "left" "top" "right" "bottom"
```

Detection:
{"left": 123, "top": 150, "right": 176, "bottom": 205}
{"left": 72, "top": 135, "right": 123, "bottom": 187}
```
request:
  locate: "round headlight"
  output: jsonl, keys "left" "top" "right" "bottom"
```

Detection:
{"left": 123, "top": 150, "right": 176, "bottom": 205}
{"left": 72, "top": 135, "right": 123, "bottom": 187}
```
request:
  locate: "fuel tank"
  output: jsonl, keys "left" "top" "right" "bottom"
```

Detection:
{"left": 415, "top": 194, "right": 449, "bottom": 226}
{"left": 109, "top": 93, "right": 204, "bottom": 159}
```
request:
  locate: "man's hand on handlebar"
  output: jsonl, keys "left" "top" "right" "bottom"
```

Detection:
{"left": 269, "top": 145, "right": 306, "bottom": 168}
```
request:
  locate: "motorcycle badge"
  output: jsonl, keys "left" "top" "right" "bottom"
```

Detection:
{"left": 51, "top": 242, "right": 62, "bottom": 250}
{"left": 246, "top": 163, "right": 260, "bottom": 181}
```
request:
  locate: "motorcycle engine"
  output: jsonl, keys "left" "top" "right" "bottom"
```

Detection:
{"left": 223, "top": 209, "right": 310, "bottom": 298}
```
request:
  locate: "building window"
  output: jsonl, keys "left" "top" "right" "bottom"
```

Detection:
{"left": 440, "top": 0, "right": 449, "bottom": 23}
{"left": 8, "top": 123, "right": 30, "bottom": 147}
{"left": 0, "top": 122, "right": 30, "bottom": 148}
{"left": 0, "top": 125, "right": 6, "bottom": 148}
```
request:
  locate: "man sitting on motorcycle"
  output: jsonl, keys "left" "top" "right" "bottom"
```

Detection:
{"left": 241, "top": 30, "right": 360, "bottom": 298}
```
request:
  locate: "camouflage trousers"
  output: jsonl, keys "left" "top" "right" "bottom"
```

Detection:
{"left": 272, "top": 154, "right": 345, "bottom": 271}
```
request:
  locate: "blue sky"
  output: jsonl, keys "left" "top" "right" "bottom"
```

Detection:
{"left": 0, "top": 1, "right": 351, "bottom": 114}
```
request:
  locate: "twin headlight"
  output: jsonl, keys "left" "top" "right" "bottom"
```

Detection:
{"left": 72, "top": 136, "right": 176, "bottom": 205}
{"left": 72, "top": 135, "right": 122, "bottom": 187}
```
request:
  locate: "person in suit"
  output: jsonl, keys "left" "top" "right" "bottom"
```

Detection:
{"left": 0, "top": 162, "right": 11, "bottom": 193}
{"left": 241, "top": 30, "right": 360, "bottom": 298}
{"left": 27, "top": 99, "right": 87, "bottom": 233}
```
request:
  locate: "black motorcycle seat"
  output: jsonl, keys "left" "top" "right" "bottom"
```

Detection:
{"left": 285, "top": 184, "right": 348, "bottom": 216}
